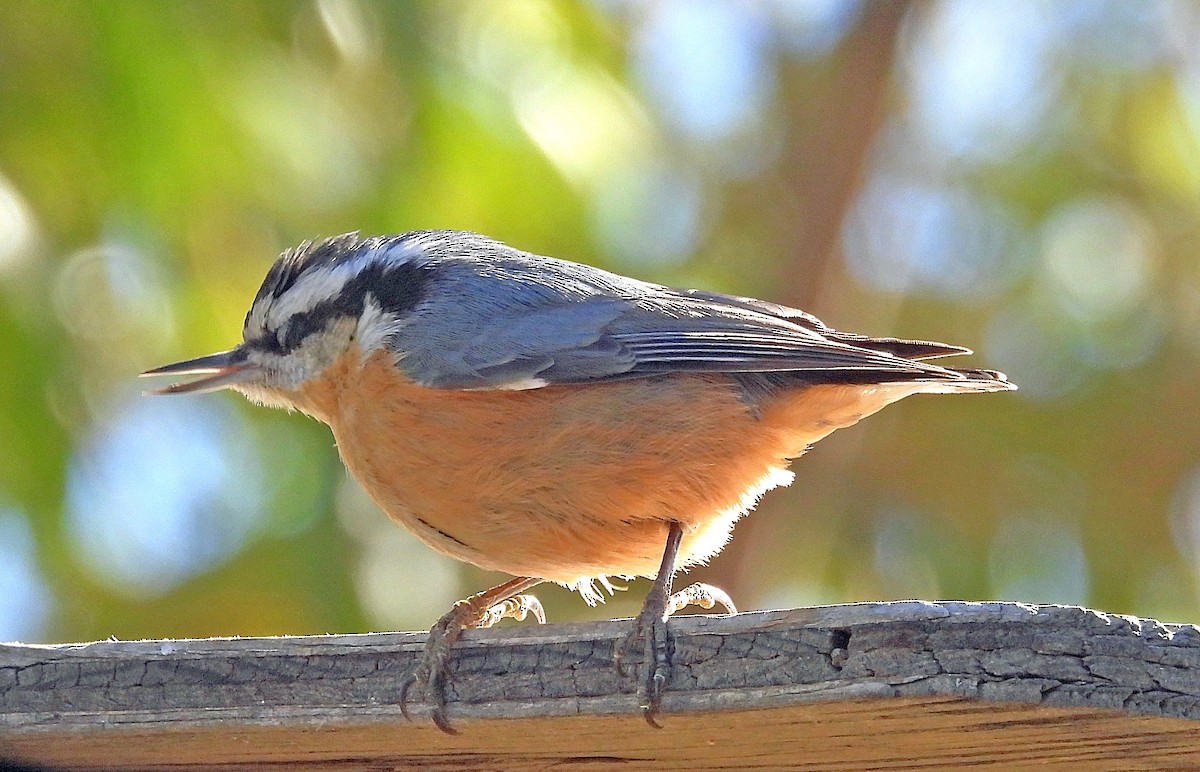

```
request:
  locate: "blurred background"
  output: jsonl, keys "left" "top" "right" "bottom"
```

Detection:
{"left": 2, "top": 0, "right": 1199, "bottom": 643}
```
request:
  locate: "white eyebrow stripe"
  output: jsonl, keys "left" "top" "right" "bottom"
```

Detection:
{"left": 263, "top": 250, "right": 374, "bottom": 332}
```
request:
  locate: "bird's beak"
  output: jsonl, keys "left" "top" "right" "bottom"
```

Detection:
{"left": 140, "top": 348, "right": 261, "bottom": 395}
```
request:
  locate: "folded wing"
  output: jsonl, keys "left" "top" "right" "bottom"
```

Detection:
{"left": 390, "top": 244, "right": 1011, "bottom": 393}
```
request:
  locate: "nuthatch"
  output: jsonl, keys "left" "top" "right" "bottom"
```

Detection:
{"left": 143, "top": 230, "right": 1014, "bottom": 731}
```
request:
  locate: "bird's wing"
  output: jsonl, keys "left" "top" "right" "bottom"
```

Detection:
{"left": 672, "top": 288, "right": 972, "bottom": 361}
{"left": 389, "top": 252, "right": 977, "bottom": 391}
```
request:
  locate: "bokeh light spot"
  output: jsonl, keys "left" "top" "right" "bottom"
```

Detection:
{"left": 988, "top": 515, "right": 1089, "bottom": 605}
{"left": 67, "top": 396, "right": 267, "bottom": 597}
{"left": 458, "top": 0, "right": 570, "bottom": 92}
{"left": 632, "top": 0, "right": 774, "bottom": 143}
{"left": 0, "top": 508, "right": 53, "bottom": 642}
{"left": 843, "top": 174, "right": 1026, "bottom": 299}
{"left": 1170, "top": 466, "right": 1200, "bottom": 568}
{"left": 873, "top": 508, "right": 944, "bottom": 600}
{"left": 228, "top": 54, "right": 372, "bottom": 211}
{"left": 904, "top": 0, "right": 1057, "bottom": 161}
{"left": 589, "top": 159, "right": 704, "bottom": 267}
{"left": 53, "top": 241, "right": 176, "bottom": 348}
{"left": 0, "top": 173, "right": 38, "bottom": 278}
{"left": 983, "top": 300, "right": 1089, "bottom": 401}
{"left": 335, "top": 476, "right": 461, "bottom": 630}
{"left": 514, "top": 66, "right": 653, "bottom": 187}
{"left": 767, "top": 0, "right": 862, "bottom": 60}
{"left": 1039, "top": 197, "right": 1158, "bottom": 325}
{"left": 315, "top": 0, "right": 380, "bottom": 69}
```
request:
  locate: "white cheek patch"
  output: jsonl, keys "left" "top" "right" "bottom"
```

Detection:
{"left": 355, "top": 294, "right": 408, "bottom": 357}
{"left": 244, "top": 349, "right": 298, "bottom": 390}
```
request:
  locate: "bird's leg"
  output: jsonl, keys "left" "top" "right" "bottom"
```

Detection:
{"left": 615, "top": 521, "right": 736, "bottom": 728}
{"left": 400, "top": 576, "right": 544, "bottom": 734}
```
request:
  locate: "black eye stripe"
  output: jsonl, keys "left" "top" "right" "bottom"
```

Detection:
{"left": 282, "top": 307, "right": 333, "bottom": 350}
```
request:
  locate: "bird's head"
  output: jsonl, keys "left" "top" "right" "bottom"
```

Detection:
{"left": 141, "top": 232, "right": 439, "bottom": 408}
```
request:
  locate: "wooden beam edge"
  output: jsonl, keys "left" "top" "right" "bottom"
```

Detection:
{"left": 2, "top": 601, "right": 1198, "bottom": 734}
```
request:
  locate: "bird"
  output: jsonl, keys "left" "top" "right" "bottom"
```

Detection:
{"left": 142, "top": 229, "right": 1014, "bottom": 732}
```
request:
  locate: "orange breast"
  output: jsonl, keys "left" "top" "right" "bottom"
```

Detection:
{"left": 286, "top": 350, "right": 913, "bottom": 588}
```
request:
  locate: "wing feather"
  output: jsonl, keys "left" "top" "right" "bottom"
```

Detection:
{"left": 387, "top": 236, "right": 978, "bottom": 389}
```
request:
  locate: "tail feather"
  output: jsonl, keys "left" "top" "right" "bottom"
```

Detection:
{"left": 907, "top": 366, "right": 1015, "bottom": 394}
{"left": 732, "top": 366, "right": 1014, "bottom": 403}
{"left": 823, "top": 332, "right": 972, "bottom": 361}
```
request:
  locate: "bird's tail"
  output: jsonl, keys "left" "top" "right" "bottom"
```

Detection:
{"left": 905, "top": 367, "right": 1016, "bottom": 394}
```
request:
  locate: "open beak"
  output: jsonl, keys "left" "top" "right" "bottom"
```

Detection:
{"left": 139, "top": 348, "right": 260, "bottom": 395}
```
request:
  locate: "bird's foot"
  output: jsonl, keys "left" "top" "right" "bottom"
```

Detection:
{"left": 666, "top": 582, "right": 737, "bottom": 617}
{"left": 400, "top": 582, "right": 544, "bottom": 734}
{"left": 477, "top": 593, "right": 546, "bottom": 628}
{"left": 616, "top": 581, "right": 737, "bottom": 728}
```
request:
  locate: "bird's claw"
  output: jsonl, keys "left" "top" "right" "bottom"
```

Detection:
{"left": 478, "top": 593, "right": 546, "bottom": 628}
{"left": 615, "top": 581, "right": 737, "bottom": 727}
{"left": 400, "top": 585, "right": 544, "bottom": 734}
{"left": 614, "top": 593, "right": 672, "bottom": 727}
{"left": 399, "top": 607, "right": 464, "bottom": 733}
{"left": 667, "top": 582, "right": 738, "bottom": 617}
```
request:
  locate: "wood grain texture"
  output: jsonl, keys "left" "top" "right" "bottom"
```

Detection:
{"left": 3, "top": 602, "right": 1200, "bottom": 770}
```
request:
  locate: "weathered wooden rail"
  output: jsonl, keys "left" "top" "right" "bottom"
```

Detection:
{"left": 3, "top": 601, "right": 1199, "bottom": 769}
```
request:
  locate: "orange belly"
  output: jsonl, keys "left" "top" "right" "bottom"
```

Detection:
{"left": 285, "top": 350, "right": 913, "bottom": 592}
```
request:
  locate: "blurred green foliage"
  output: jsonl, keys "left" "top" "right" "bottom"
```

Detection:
{"left": 1, "top": 0, "right": 1199, "bottom": 643}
